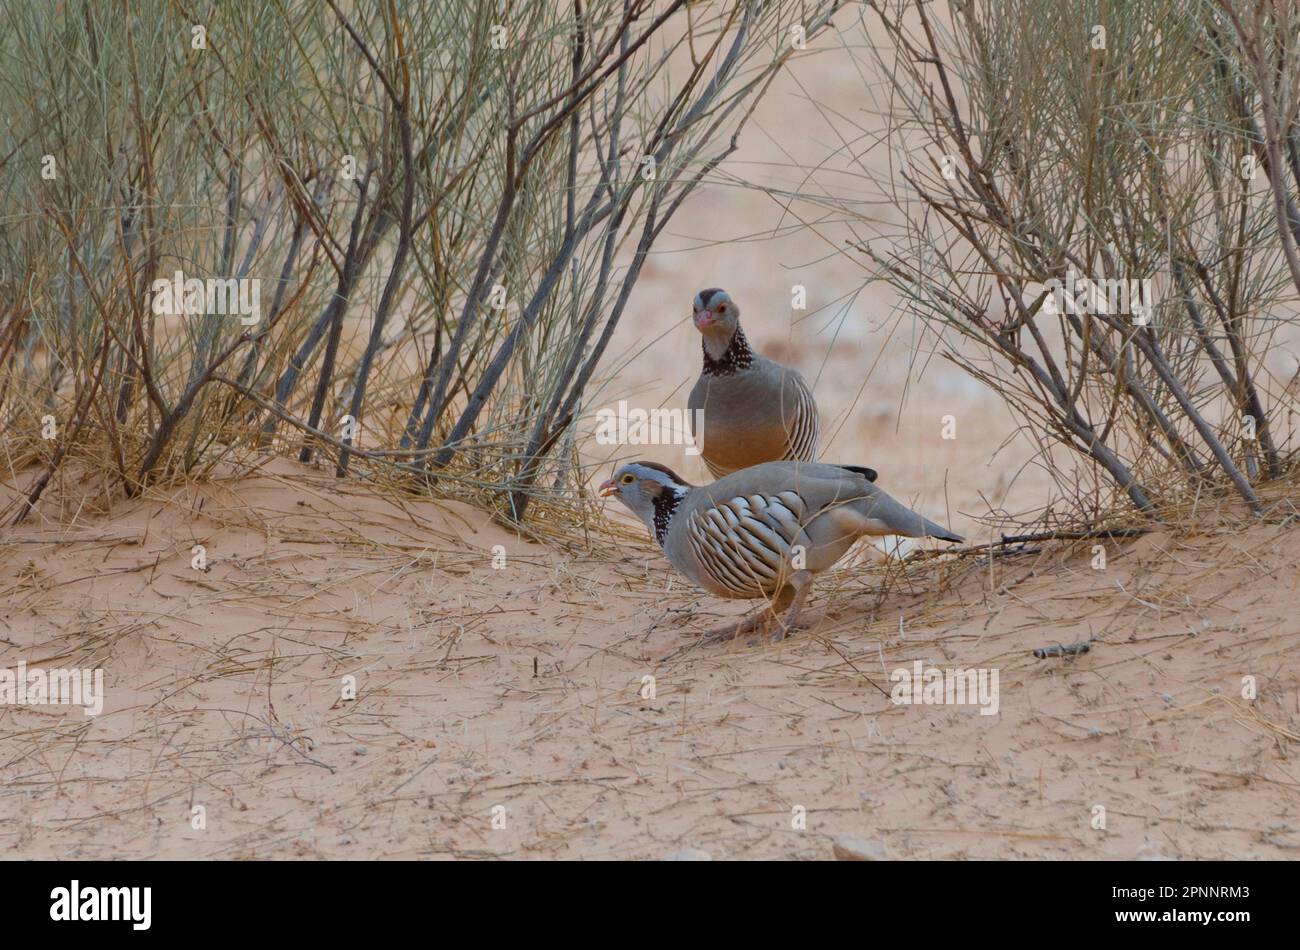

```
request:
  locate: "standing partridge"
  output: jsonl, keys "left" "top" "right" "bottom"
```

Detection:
{"left": 687, "top": 288, "right": 820, "bottom": 478}
{"left": 600, "top": 460, "right": 963, "bottom": 640}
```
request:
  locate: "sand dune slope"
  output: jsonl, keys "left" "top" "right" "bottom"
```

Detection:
{"left": 2, "top": 459, "right": 1297, "bottom": 859}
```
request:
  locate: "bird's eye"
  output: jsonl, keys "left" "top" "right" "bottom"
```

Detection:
{"left": 620, "top": 473, "right": 635, "bottom": 485}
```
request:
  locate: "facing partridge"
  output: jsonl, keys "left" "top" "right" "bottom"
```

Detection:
{"left": 600, "top": 460, "right": 963, "bottom": 641}
{"left": 687, "top": 288, "right": 820, "bottom": 478}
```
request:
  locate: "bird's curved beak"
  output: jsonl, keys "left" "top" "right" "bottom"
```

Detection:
{"left": 598, "top": 478, "right": 618, "bottom": 498}
{"left": 693, "top": 309, "right": 715, "bottom": 329}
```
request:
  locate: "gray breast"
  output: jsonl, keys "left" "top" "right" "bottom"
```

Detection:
{"left": 690, "top": 363, "right": 820, "bottom": 478}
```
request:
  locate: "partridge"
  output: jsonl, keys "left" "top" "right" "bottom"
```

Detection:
{"left": 687, "top": 288, "right": 820, "bottom": 478}
{"left": 600, "top": 460, "right": 963, "bottom": 640}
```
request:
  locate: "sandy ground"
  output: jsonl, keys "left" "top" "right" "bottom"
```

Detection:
{"left": 2, "top": 456, "right": 1298, "bottom": 859}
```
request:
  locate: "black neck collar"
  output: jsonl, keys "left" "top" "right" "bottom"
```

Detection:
{"left": 701, "top": 327, "right": 754, "bottom": 376}
{"left": 652, "top": 486, "right": 686, "bottom": 545}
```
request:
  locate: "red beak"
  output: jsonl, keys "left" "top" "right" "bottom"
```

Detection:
{"left": 598, "top": 478, "right": 617, "bottom": 497}
{"left": 693, "top": 309, "right": 714, "bottom": 329}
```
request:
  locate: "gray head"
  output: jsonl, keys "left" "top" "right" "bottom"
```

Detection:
{"left": 599, "top": 461, "right": 693, "bottom": 544}
{"left": 691, "top": 287, "right": 740, "bottom": 335}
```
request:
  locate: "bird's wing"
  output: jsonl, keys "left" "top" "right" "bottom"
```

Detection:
{"left": 778, "top": 367, "right": 820, "bottom": 462}
{"left": 717, "top": 462, "right": 963, "bottom": 543}
{"left": 679, "top": 490, "right": 811, "bottom": 596}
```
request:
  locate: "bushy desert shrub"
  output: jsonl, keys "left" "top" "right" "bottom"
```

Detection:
{"left": 0, "top": 0, "right": 847, "bottom": 524}
{"left": 802, "top": 0, "right": 1300, "bottom": 519}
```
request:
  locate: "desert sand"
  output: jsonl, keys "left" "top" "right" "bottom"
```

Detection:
{"left": 2, "top": 456, "right": 1297, "bottom": 859}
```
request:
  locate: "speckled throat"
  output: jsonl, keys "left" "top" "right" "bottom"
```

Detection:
{"left": 653, "top": 486, "right": 687, "bottom": 545}
{"left": 701, "top": 327, "right": 754, "bottom": 377}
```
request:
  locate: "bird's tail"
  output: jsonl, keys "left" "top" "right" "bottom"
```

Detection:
{"left": 915, "top": 517, "right": 964, "bottom": 544}
{"left": 856, "top": 491, "right": 964, "bottom": 543}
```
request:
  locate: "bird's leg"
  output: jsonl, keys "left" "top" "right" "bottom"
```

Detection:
{"left": 770, "top": 572, "right": 813, "bottom": 642}
{"left": 702, "top": 572, "right": 815, "bottom": 644}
